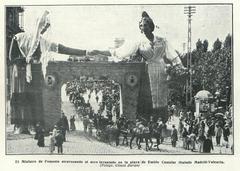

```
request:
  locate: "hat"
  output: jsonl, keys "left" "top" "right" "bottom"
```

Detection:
{"left": 139, "top": 11, "right": 155, "bottom": 32}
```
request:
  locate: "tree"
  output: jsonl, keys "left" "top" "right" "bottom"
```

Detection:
{"left": 168, "top": 35, "right": 232, "bottom": 109}
{"left": 203, "top": 40, "right": 209, "bottom": 52}
{"left": 224, "top": 34, "right": 232, "bottom": 48}
{"left": 192, "top": 35, "right": 232, "bottom": 108}
{"left": 213, "top": 38, "right": 222, "bottom": 52}
{"left": 196, "top": 39, "right": 203, "bottom": 51}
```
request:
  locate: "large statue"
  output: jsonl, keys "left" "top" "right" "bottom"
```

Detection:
{"left": 8, "top": 11, "right": 87, "bottom": 133}
{"left": 87, "top": 11, "right": 185, "bottom": 121}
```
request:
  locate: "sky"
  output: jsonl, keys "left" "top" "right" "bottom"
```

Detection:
{"left": 23, "top": 5, "right": 232, "bottom": 60}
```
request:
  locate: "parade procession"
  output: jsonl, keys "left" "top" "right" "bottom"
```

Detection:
{"left": 6, "top": 5, "right": 233, "bottom": 155}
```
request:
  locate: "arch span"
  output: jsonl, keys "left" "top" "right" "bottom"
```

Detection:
{"left": 42, "top": 61, "right": 146, "bottom": 130}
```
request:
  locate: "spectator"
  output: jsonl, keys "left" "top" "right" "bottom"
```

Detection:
{"left": 203, "top": 134, "right": 214, "bottom": 153}
{"left": 171, "top": 125, "right": 178, "bottom": 147}
{"left": 182, "top": 127, "right": 188, "bottom": 149}
{"left": 52, "top": 125, "right": 58, "bottom": 137}
{"left": 96, "top": 95, "right": 99, "bottom": 103}
{"left": 88, "top": 119, "right": 94, "bottom": 136}
{"left": 197, "top": 134, "right": 206, "bottom": 153}
{"left": 215, "top": 124, "right": 223, "bottom": 146}
{"left": 55, "top": 130, "right": 64, "bottom": 154}
{"left": 83, "top": 115, "right": 90, "bottom": 133}
{"left": 57, "top": 112, "right": 69, "bottom": 142}
{"left": 207, "top": 121, "right": 215, "bottom": 140}
{"left": 70, "top": 115, "right": 76, "bottom": 131}
{"left": 223, "top": 124, "right": 230, "bottom": 148}
{"left": 35, "top": 122, "right": 45, "bottom": 147}
{"left": 200, "top": 120, "right": 206, "bottom": 134}
{"left": 49, "top": 132, "right": 55, "bottom": 154}
{"left": 178, "top": 119, "right": 184, "bottom": 138}
{"left": 189, "top": 133, "right": 197, "bottom": 151}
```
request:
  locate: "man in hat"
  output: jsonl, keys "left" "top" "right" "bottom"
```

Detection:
{"left": 57, "top": 112, "right": 69, "bottom": 142}
{"left": 35, "top": 122, "right": 45, "bottom": 147}
{"left": 223, "top": 124, "right": 230, "bottom": 148}
{"left": 55, "top": 129, "right": 64, "bottom": 154}
{"left": 203, "top": 134, "right": 214, "bottom": 153}
{"left": 215, "top": 124, "right": 223, "bottom": 146}
{"left": 171, "top": 125, "right": 178, "bottom": 147}
{"left": 70, "top": 115, "right": 76, "bottom": 131}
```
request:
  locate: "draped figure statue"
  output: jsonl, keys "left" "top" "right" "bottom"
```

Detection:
{"left": 87, "top": 11, "right": 185, "bottom": 121}
{"left": 8, "top": 11, "right": 87, "bottom": 133}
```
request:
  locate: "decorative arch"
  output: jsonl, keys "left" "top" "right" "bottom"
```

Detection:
{"left": 42, "top": 61, "right": 145, "bottom": 130}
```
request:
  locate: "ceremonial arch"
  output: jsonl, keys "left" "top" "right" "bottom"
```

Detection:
{"left": 41, "top": 61, "right": 152, "bottom": 130}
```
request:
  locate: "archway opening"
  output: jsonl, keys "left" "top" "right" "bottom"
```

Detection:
{"left": 61, "top": 76, "right": 122, "bottom": 131}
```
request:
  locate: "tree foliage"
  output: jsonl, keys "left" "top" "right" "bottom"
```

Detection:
{"left": 213, "top": 38, "right": 222, "bottom": 52}
{"left": 203, "top": 40, "right": 209, "bottom": 52}
{"left": 224, "top": 34, "right": 232, "bottom": 48}
{"left": 168, "top": 34, "right": 232, "bottom": 109}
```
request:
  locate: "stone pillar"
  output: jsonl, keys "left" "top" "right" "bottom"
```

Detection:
{"left": 42, "top": 73, "right": 61, "bottom": 131}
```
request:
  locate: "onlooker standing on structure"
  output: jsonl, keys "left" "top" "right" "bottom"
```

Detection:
{"left": 215, "top": 124, "right": 223, "bottom": 146}
{"left": 171, "top": 125, "right": 178, "bottom": 147}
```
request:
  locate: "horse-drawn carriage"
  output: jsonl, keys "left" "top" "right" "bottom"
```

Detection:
{"left": 94, "top": 115, "right": 172, "bottom": 151}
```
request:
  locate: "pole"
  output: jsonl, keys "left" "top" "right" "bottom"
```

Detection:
{"left": 184, "top": 6, "right": 196, "bottom": 108}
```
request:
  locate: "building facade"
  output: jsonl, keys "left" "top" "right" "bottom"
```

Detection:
{"left": 6, "top": 7, "right": 24, "bottom": 123}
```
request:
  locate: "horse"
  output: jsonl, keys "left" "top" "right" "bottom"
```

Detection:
{"left": 129, "top": 122, "right": 153, "bottom": 151}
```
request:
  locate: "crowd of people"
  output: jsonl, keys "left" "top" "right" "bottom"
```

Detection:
{"left": 33, "top": 103, "right": 233, "bottom": 154}
{"left": 32, "top": 77, "right": 123, "bottom": 154}
{"left": 34, "top": 111, "right": 70, "bottom": 154}
{"left": 65, "top": 78, "right": 121, "bottom": 122}
{"left": 173, "top": 106, "right": 233, "bottom": 153}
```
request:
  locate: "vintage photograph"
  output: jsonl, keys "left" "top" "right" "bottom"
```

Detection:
{"left": 5, "top": 4, "right": 233, "bottom": 155}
